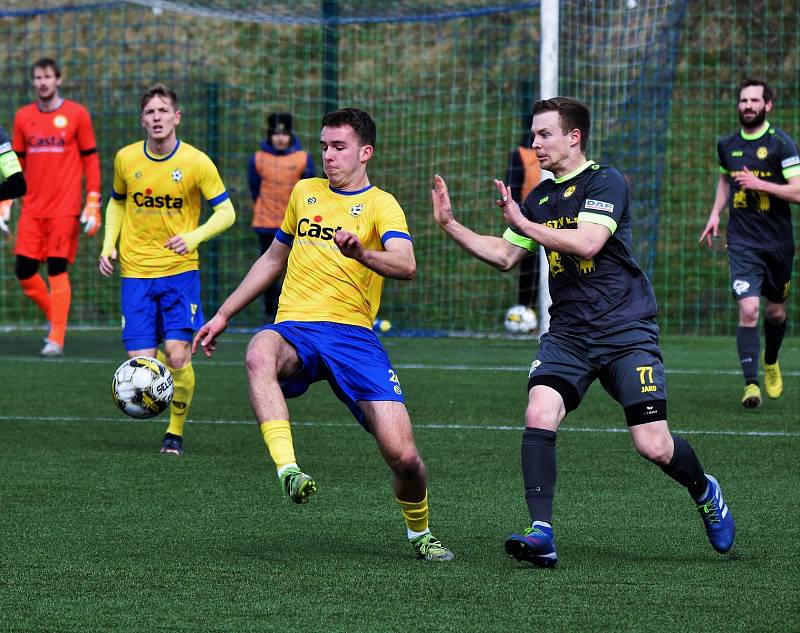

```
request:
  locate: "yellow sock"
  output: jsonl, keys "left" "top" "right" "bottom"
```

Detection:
{"left": 259, "top": 420, "right": 297, "bottom": 470}
{"left": 397, "top": 492, "right": 429, "bottom": 534}
{"left": 164, "top": 359, "right": 194, "bottom": 438}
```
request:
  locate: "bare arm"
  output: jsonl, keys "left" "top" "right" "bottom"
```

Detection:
{"left": 494, "top": 179, "right": 611, "bottom": 260}
{"left": 192, "top": 239, "right": 290, "bottom": 356}
{"left": 734, "top": 169, "right": 800, "bottom": 205}
{"left": 432, "top": 174, "right": 528, "bottom": 272}
{"left": 699, "top": 174, "right": 730, "bottom": 247}
{"left": 334, "top": 229, "right": 416, "bottom": 280}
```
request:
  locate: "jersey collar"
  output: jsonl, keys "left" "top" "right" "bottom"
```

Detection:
{"left": 740, "top": 121, "right": 770, "bottom": 141}
{"left": 554, "top": 160, "right": 595, "bottom": 184}
{"left": 143, "top": 139, "right": 181, "bottom": 162}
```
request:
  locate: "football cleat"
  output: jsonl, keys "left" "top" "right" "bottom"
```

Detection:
{"left": 410, "top": 532, "right": 454, "bottom": 561}
{"left": 763, "top": 361, "right": 783, "bottom": 399}
{"left": 279, "top": 466, "right": 317, "bottom": 504}
{"left": 40, "top": 340, "right": 64, "bottom": 357}
{"left": 160, "top": 433, "right": 183, "bottom": 456}
{"left": 741, "top": 383, "right": 762, "bottom": 409}
{"left": 505, "top": 524, "right": 558, "bottom": 567}
{"left": 696, "top": 474, "right": 735, "bottom": 554}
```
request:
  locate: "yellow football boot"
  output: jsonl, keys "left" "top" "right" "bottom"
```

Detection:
{"left": 741, "top": 383, "right": 762, "bottom": 409}
{"left": 764, "top": 361, "right": 783, "bottom": 399}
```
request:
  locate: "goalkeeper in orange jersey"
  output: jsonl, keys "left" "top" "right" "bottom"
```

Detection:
{"left": 1, "top": 57, "right": 102, "bottom": 357}
{"left": 99, "top": 83, "right": 235, "bottom": 456}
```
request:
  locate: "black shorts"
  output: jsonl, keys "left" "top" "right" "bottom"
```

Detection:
{"left": 528, "top": 320, "right": 667, "bottom": 426}
{"left": 728, "top": 243, "right": 794, "bottom": 303}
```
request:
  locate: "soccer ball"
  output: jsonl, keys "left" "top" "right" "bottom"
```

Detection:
{"left": 504, "top": 305, "right": 538, "bottom": 333}
{"left": 373, "top": 318, "right": 392, "bottom": 333}
{"left": 112, "top": 356, "right": 174, "bottom": 419}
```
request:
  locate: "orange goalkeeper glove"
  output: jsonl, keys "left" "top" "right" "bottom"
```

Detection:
{"left": 0, "top": 199, "right": 12, "bottom": 234}
{"left": 80, "top": 191, "right": 102, "bottom": 237}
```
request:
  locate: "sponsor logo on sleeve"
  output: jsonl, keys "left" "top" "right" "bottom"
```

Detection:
{"left": 0, "top": 142, "right": 11, "bottom": 153}
{"left": 781, "top": 155, "right": 800, "bottom": 168}
{"left": 584, "top": 199, "right": 614, "bottom": 213}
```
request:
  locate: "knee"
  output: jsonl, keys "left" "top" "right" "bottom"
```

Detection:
{"left": 739, "top": 304, "right": 759, "bottom": 326}
{"left": 634, "top": 432, "right": 673, "bottom": 465}
{"left": 390, "top": 450, "right": 425, "bottom": 482}
{"left": 764, "top": 304, "right": 785, "bottom": 325}
{"left": 525, "top": 405, "right": 560, "bottom": 431}
{"left": 245, "top": 343, "right": 276, "bottom": 379}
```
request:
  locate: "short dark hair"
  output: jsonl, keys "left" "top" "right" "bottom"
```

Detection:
{"left": 321, "top": 108, "right": 376, "bottom": 147}
{"left": 140, "top": 83, "right": 178, "bottom": 112}
{"left": 739, "top": 78, "right": 774, "bottom": 104}
{"left": 31, "top": 57, "right": 60, "bottom": 79}
{"left": 532, "top": 97, "right": 591, "bottom": 152}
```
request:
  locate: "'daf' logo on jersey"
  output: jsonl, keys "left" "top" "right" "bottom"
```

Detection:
{"left": 297, "top": 214, "right": 341, "bottom": 240}
{"left": 757, "top": 146, "right": 768, "bottom": 159}
{"left": 132, "top": 188, "right": 184, "bottom": 209}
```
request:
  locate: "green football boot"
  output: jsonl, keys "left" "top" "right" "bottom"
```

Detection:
{"left": 410, "top": 532, "right": 454, "bottom": 561}
{"left": 279, "top": 466, "right": 317, "bottom": 504}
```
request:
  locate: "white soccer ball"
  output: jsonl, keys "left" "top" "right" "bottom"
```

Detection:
{"left": 504, "top": 305, "right": 538, "bottom": 333}
{"left": 112, "top": 356, "right": 174, "bottom": 419}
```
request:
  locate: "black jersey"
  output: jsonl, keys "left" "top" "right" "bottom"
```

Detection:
{"left": 507, "top": 161, "right": 657, "bottom": 333}
{"left": 717, "top": 123, "right": 800, "bottom": 248}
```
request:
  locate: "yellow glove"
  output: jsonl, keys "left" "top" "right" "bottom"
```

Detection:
{"left": 80, "top": 191, "right": 102, "bottom": 237}
{"left": 0, "top": 199, "right": 12, "bottom": 234}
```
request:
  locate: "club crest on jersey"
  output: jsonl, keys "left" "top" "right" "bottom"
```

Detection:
{"left": 53, "top": 115, "right": 68, "bottom": 129}
{"left": 349, "top": 203, "right": 364, "bottom": 217}
{"left": 171, "top": 169, "right": 183, "bottom": 183}
{"left": 584, "top": 199, "right": 614, "bottom": 213}
{"left": 563, "top": 186, "right": 576, "bottom": 198}
{"left": 757, "top": 147, "right": 768, "bottom": 159}
{"left": 307, "top": 197, "right": 317, "bottom": 205}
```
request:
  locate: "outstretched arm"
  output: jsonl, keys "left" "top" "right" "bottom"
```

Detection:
{"left": 192, "top": 238, "right": 291, "bottom": 357}
{"left": 432, "top": 174, "right": 527, "bottom": 272}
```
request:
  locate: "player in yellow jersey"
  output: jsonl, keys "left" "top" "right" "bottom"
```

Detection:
{"left": 193, "top": 108, "right": 452, "bottom": 562}
{"left": 99, "top": 83, "right": 235, "bottom": 456}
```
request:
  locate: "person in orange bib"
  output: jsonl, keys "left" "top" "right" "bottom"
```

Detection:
{"left": 247, "top": 112, "right": 315, "bottom": 322}
{"left": 1, "top": 57, "right": 101, "bottom": 357}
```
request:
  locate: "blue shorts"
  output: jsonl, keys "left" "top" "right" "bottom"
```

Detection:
{"left": 262, "top": 321, "right": 405, "bottom": 428}
{"left": 121, "top": 271, "right": 205, "bottom": 351}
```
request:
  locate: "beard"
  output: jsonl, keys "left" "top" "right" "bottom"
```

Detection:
{"left": 739, "top": 107, "right": 767, "bottom": 128}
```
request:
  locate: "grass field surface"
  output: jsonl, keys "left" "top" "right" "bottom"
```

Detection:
{"left": 1, "top": 331, "right": 798, "bottom": 632}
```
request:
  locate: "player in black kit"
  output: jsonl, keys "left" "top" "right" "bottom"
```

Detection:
{"left": 433, "top": 97, "right": 735, "bottom": 567}
{"left": 700, "top": 78, "right": 800, "bottom": 409}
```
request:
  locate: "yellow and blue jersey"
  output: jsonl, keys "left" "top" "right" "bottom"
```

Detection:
{"left": 111, "top": 140, "right": 229, "bottom": 278}
{"left": 275, "top": 177, "right": 411, "bottom": 328}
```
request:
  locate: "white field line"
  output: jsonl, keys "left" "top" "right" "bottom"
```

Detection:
{"left": 0, "top": 415, "right": 798, "bottom": 438}
{"left": 2, "top": 355, "right": 799, "bottom": 377}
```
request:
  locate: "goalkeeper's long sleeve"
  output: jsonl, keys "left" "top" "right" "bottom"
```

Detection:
{"left": 179, "top": 198, "right": 236, "bottom": 253}
{"left": 101, "top": 197, "right": 125, "bottom": 257}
